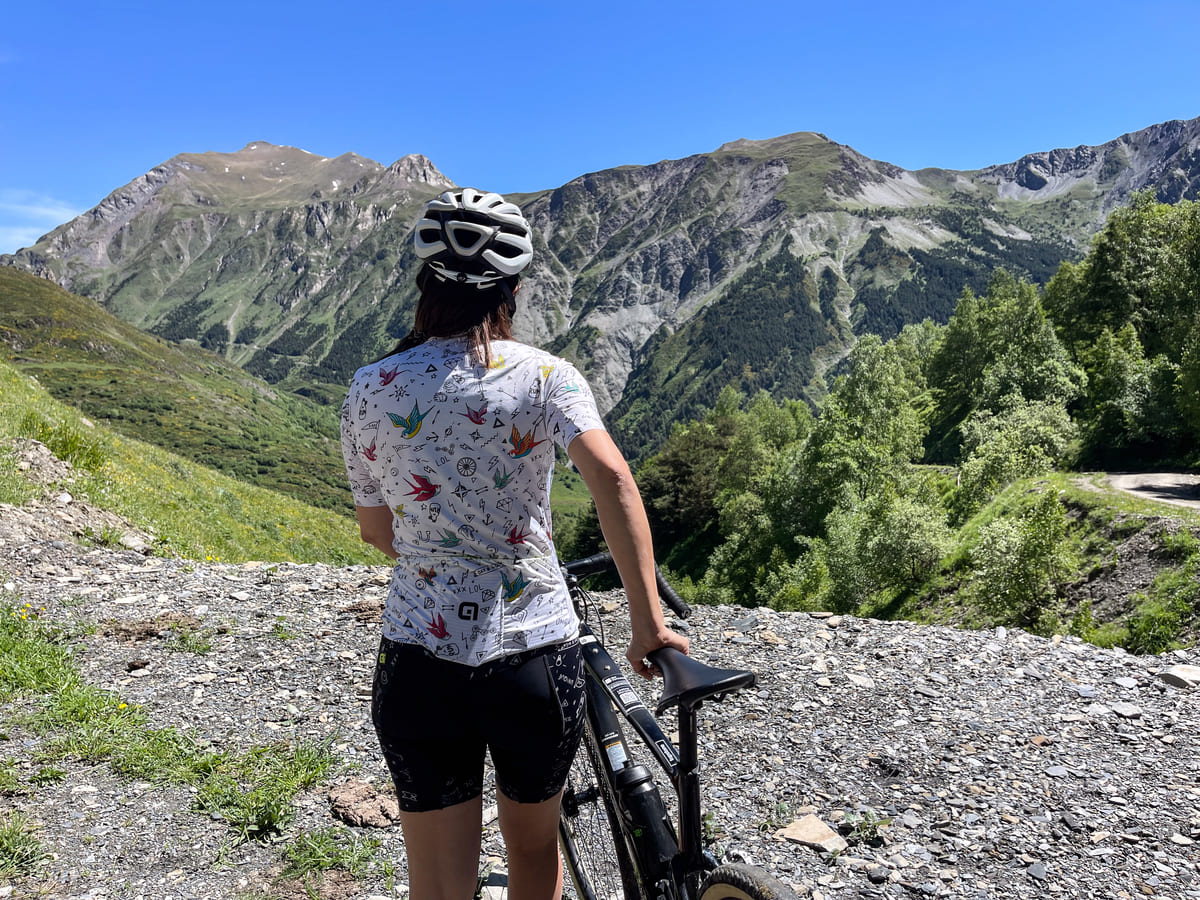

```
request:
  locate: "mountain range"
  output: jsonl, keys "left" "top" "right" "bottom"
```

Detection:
{"left": 5, "top": 117, "right": 1200, "bottom": 455}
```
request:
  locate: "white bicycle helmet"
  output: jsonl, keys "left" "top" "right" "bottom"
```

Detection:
{"left": 414, "top": 188, "right": 534, "bottom": 287}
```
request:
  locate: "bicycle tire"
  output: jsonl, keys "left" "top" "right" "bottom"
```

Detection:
{"left": 698, "top": 863, "right": 801, "bottom": 900}
{"left": 559, "top": 731, "right": 646, "bottom": 900}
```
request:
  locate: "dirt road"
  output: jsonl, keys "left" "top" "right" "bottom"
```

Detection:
{"left": 1105, "top": 472, "right": 1200, "bottom": 509}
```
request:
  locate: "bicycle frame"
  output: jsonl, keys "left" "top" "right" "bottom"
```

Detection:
{"left": 574, "top": 618, "right": 719, "bottom": 898}
{"left": 558, "top": 556, "right": 795, "bottom": 900}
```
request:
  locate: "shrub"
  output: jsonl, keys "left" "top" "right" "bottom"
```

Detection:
{"left": 968, "top": 490, "right": 1069, "bottom": 629}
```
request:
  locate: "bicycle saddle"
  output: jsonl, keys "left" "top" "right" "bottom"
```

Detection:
{"left": 647, "top": 647, "right": 756, "bottom": 715}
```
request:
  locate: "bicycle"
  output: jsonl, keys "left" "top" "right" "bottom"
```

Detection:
{"left": 556, "top": 552, "right": 801, "bottom": 900}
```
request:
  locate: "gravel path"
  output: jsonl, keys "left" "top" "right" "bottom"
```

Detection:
{"left": 1105, "top": 474, "right": 1200, "bottom": 510}
{"left": 1, "top": 490, "right": 1199, "bottom": 900}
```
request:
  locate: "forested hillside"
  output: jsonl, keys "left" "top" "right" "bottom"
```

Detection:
{"left": 563, "top": 192, "right": 1200, "bottom": 651}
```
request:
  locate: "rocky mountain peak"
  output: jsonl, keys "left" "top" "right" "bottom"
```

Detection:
{"left": 982, "top": 117, "right": 1200, "bottom": 205}
{"left": 715, "top": 131, "right": 834, "bottom": 154}
{"left": 384, "top": 154, "right": 453, "bottom": 189}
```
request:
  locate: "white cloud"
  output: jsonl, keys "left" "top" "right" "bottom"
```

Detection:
{"left": 0, "top": 225, "right": 51, "bottom": 255}
{"left": 0, "top": 189, "right": 84, "bottom": 254}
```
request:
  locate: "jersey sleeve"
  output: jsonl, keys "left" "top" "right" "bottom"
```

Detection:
{"left": 340, "top": 389, "right": 386, "bottom": 508}
{"left": 544, "top": 359, "right": 606, "bottom": 449}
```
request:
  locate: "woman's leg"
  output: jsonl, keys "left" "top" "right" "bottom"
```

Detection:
{"left": 497, "top": 789, "right": 565, "bottom": 900}
{"left": 372, "top": 641, "right": 487, "bottom": 899}
{"left": 399, "top": 793, "right": 484, "bottom": 900}
{"left": 485, "top": 642, "right": 585, "bottom": 900}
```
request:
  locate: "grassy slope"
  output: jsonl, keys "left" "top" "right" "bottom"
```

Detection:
{"left": 0, "top": 271, "right": 594, "bottom": 564}
{"left": 0, "top": 267, "right": 351, "bottom": 512}
{"left": 0, "top": 357, "right": 380, "bottom": 565}
{"left": 868, "top": 473, "right": 1200, "bottom": 650}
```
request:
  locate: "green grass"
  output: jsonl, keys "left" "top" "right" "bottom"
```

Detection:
{"left": 2, "top": 598, "right": 338, "bottom": 844}
{"left": 0, "top": 446, "right": 35, "bottom": 505}
{"left": 0, "top": 758, "right": 20, "bottom": 795}
{"left": 0, "top": 267, "right": 352, "bottom": 512}
{"left": 193, "top": 741, "right": 337, "bottom": 841}
{"left": 0, "top": 812, "right": 46, "bottom": 879}
{"left": 164, "top": 621, "right": 214, "bottom": 654}
{"left": 17, "top": 408, "right": 108, "bottom": 471}
{"left": 280, "top": 826, "right": 382, "bottom": 879}
{"left": 1, "top": 600, "right": 76, "bottom": 699}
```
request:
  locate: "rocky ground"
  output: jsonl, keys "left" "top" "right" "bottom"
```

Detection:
{"left": 1, "top": 444, "right": 1199, "bottom": 900}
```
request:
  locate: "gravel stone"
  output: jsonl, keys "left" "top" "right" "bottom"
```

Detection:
{"left": 1, "top": 494, "right": 1198, "bottom": 899}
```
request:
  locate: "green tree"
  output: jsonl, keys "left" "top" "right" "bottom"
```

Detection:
{"left": 1178, "top": 322, "right": 1200, "bottom": 446}
{"left": 821, "top": 489, "right": 952, "bottom": 613}
{"left": 1044, "top": 192, "right": 1200, "bottom": 463}
{"left": 927, "top": 270, "right": 1083, "bottom": 462}
{"left": 955, "top": 396, "right": 1076, "bottom": 516}
{"left": 636, "top": 386, "right": 812, "bottom": 581}
{"left": 785, "top": 334, "right": 928, "bottom": 535}
{"left": 700, "top": 335, "right": 929, "bottom": 606}
{"left": 1045, "top": 191, "right": 1200, "bottom": 358}
{"left": 1075, "top": 324, "right": 1150, "bottom": 456}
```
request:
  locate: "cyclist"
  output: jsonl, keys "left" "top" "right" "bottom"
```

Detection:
{"left": 340, "top": 188, "right": 689, "bottom": 900}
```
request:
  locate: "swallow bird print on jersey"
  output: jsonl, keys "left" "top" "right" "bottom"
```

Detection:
{"left": 540, "top": 364, "right": 556, "bottom": 378}
{"left": 388, "top": 402, "right": 429, "bottom": 439}
{"left": 461, "top": 403, "right": 487, "bottom": 425}
{"left": 418, "top": 566, "right": 437, "bottom": 581}
{"left": 405, "top": 473, "right": 440, "bottom": 502}
{"left": 489, "top": 355, "right": 505, "bottom": 369}
{"left": 501, "top": 571, "right": 530, "bottom": 602}
{"left": 434, "top": 529, "right": 462, "bottom": 548}
{"left": 378, "top": 363, "right": 401, "bottom": 385}
{"left": 506, "top": 525, "right": 529, "bottom": 545}
{"left": 362, "top": 441, "right": 377, "bottom": 461}
{"left": 493, "top": 467, "right": 514, "bottom": 489}
{"left": 508, "top": 427, "right": 545, "bottom": 458}
{"left": 427, "top": 613, "right": 450, "bottom": 639}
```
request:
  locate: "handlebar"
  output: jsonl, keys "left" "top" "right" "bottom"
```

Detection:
{"left": 562, "top": 552, "right": 693, "bottom": 619}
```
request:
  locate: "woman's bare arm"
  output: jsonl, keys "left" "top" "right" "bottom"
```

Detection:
{"left": 354, "top": 505, "right": 398, "bottom": 560}
{"left": 567, "top": 429, "right": 689, "bottom": 677}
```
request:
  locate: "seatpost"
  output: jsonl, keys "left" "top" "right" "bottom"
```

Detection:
{"left": 674, "top": 701, "right": 706, "bottom": 865}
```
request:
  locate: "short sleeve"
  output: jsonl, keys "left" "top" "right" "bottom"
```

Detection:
{"left": 544, "top": 359, "right": 605, "bottom": 449}
{"left": 340, "top": 390, "right": 385, "bottom": 507}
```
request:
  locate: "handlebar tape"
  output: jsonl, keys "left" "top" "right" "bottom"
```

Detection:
{"left": 654, "top": 566, "right": 692, "bottom": 619}
{"left": 562, "top": 553, "right": 692, "bottom": 619}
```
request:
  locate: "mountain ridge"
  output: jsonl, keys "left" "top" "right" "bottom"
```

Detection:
{"left": 5, "top": 118, "right": 1200, "bottom": 452}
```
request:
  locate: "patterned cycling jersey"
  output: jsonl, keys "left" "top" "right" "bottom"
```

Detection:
{"left": 341, "top": 338, "right": 605, "bottom": 665}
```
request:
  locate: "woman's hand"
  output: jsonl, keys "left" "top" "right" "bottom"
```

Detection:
{"left": 626, "top": 624, "right": 690, "bottom": 680}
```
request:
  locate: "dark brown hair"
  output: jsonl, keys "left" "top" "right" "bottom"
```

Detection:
{"left": 386, "top": 264, "right": 518, "bottom": 365}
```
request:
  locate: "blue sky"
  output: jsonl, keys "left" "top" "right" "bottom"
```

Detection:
{"left": 2, "top": 0, "right": 1198, "bottom": 255}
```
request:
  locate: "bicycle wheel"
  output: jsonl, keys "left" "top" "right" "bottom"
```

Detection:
{"left": 698, "top": 863, "right": 801, "bottom": 900}
{"left": 559, "top": 734, "right": 645, "bottom": 900}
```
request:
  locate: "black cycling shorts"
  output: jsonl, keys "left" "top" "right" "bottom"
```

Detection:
{"left": 371, "top": 636, "right": 585, "bottom": 812}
